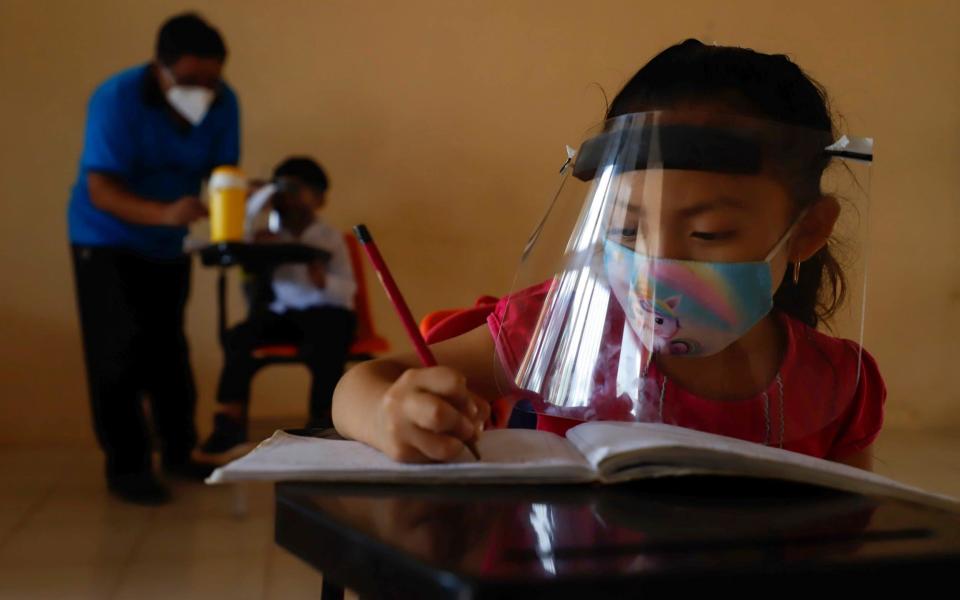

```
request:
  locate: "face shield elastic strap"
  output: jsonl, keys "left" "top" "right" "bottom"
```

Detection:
{"left": 572, "top": 124, "right": 765, "bottom": 181}
{"left": 570, "top": 123, "right": 872, "bottom": 182}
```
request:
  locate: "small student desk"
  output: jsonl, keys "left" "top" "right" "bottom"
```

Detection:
{"left": 274, "top": 478, "right": 960, "bottom": 598}
{"left": 197, "top": 242, "right": 330, "bottom": 341}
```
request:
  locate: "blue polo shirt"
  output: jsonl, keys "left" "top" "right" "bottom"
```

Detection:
{"left": 68, "top": 64, "right": 240, "bottom": 258}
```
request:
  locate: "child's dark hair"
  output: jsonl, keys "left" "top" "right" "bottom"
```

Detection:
{"left": 274, "top": 157, "right": 329, "bottom": 193}
{"left": 609, "top": 39, "right": 845, "bottom": 328}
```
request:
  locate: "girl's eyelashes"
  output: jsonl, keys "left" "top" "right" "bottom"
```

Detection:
{"left": 608, "top": 228, "right": 736, "bottom": 244}
{"left": 609, "top": 227, "right": 639, "bottom": 239}
{"left": 690, "top": 230, "right": 736, "bottom": 241}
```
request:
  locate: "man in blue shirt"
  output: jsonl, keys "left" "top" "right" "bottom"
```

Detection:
{"left": 69, "top": 13, "right": 240, "bottom": 504}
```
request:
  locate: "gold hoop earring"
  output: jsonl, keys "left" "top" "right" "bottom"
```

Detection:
{"left": 792, "top": 260, "right": 801, "bottom": 285}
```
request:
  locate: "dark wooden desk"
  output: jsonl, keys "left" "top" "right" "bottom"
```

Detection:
{"left": 198, "top": 241, "right": 330, "bottom": 270}
{"left": 274, "top": 478, "right": 960, "bottom": 598}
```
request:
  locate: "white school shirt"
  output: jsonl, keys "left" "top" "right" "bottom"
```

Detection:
{"left": 269, "top": 219, "right": 357, "bottom": 313}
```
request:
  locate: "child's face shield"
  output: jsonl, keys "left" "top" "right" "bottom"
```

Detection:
{"left": 495, "top": 110, "right": 873, "bottom": 444}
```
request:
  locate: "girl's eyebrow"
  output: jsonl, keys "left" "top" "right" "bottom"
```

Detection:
{"left": 678, "top": 196, "right": 747, "bottom": 218}
{"left": 612, "top": 199, "right": 645, "bottom": 214}
{"left": 612, "top": 195, "right": 745, "bottom": 220}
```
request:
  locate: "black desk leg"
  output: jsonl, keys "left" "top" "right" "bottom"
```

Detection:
{"left": 217, "top": 268, "right": 228, "bottom": 345}
{"left": 321, "top": 577, "right": 345, "bottom": 600}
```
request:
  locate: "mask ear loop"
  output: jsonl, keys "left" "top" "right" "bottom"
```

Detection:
{"left": 764, "top": 209, "right": 808, "bottom": 289}
{"left": 764, "top": 208, "right": 809, "bottom": 263}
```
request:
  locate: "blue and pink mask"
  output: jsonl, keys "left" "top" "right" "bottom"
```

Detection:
{"left": 602, "top": 221, "right": 799, "bottom": 357}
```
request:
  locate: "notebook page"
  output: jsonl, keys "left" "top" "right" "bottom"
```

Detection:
{"left": 208, "top": 428, "right": 594, "bottom": 484}
{"left": 566, "top": 421, "right": 960, "bottom": 512}
{"left": 567, "top": 421, "right": 784, "bottom": 467}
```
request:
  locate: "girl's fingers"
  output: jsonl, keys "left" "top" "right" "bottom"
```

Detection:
{"left": 409, "top": 367, "right": 472, "bottom": 408}
{"left": 470, "top": 393, "right": 492, "bottom": 427}
{"left": 409, "top": 367, "right": 492, "bottom": 426}
{"left": 405, "top": 426, "right": 467, "bottom": 462}
{"left": 384, "top": 442, "right": 430, "bottom": 464}
{"left": 404, "top": 391, "right": 476, "bottom": 440}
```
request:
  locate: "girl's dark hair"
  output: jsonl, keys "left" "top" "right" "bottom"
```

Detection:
{"left": 608, "top": 39, "right": 845, "bottom": 328}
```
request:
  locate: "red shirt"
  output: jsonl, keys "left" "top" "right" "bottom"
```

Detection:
{"left": 485, "top": 282, "right": 885, "bottom": 461}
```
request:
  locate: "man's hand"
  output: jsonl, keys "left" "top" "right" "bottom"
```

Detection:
{"left": 161, "top": 195, "right": 208, "bottom": 227}
{"left": 87, "top": 172, "right": 207, "bottom": 227}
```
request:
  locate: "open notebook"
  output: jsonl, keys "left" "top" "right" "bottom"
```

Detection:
{"left": 207, "top": 421, "right": 959, "bottom": 511}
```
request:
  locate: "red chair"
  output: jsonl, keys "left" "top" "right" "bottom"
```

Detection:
{"left": 343, "top": 233, "right": 391, "bottom": 360}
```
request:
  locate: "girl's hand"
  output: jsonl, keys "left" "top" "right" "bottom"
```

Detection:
{"left": 375, "top": 366, "right": 490, "bottom": 463}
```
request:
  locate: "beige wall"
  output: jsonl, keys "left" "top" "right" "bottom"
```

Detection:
{"left": 1, "top": 0, "right": 957, "bottom": 444}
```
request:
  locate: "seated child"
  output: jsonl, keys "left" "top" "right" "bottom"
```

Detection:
{"left": 197, "top": 157, "right": 357, "bottom": 460}
{"left": 330, "top": 40, "right": 885, "bottom": 470}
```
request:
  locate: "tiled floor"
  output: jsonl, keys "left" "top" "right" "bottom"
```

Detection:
{"left": 0, "top": 427, "right": 958, "bottom": 599}
{"left": 0, "top": 445, "right": 322, "bottom": 600}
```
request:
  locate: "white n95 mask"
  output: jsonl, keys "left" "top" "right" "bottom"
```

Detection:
{"left": 166, "top": 85, "right": 214, "bottom": 126}
{"left": 162, "top": 67, "right": 215, "bottom": 125}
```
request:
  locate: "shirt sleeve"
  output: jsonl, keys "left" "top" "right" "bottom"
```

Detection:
{"left": 827, "top": 346, "right": 886, "bottom": 460}
{"left": 80, "top": 84, "right": 136, "bottom": 178}
{"left": 211, "top": 88, "right": 241, "bottom": 168}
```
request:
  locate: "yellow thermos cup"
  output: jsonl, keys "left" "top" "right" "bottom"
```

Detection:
{"left": 209, "top": 166, "right": 247, "bottom": 243}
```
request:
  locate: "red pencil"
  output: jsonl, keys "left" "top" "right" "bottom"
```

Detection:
{"left": 353, "top": 224, "right": 482, "bottom": 460}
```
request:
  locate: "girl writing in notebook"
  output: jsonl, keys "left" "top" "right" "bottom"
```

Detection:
{"left": 332, "top": 39, "right": 884, "bottom": 469}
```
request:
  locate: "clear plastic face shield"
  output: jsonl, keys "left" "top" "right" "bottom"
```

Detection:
{"left": 496, "top": 110, "right": 872, "bottom": 446}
